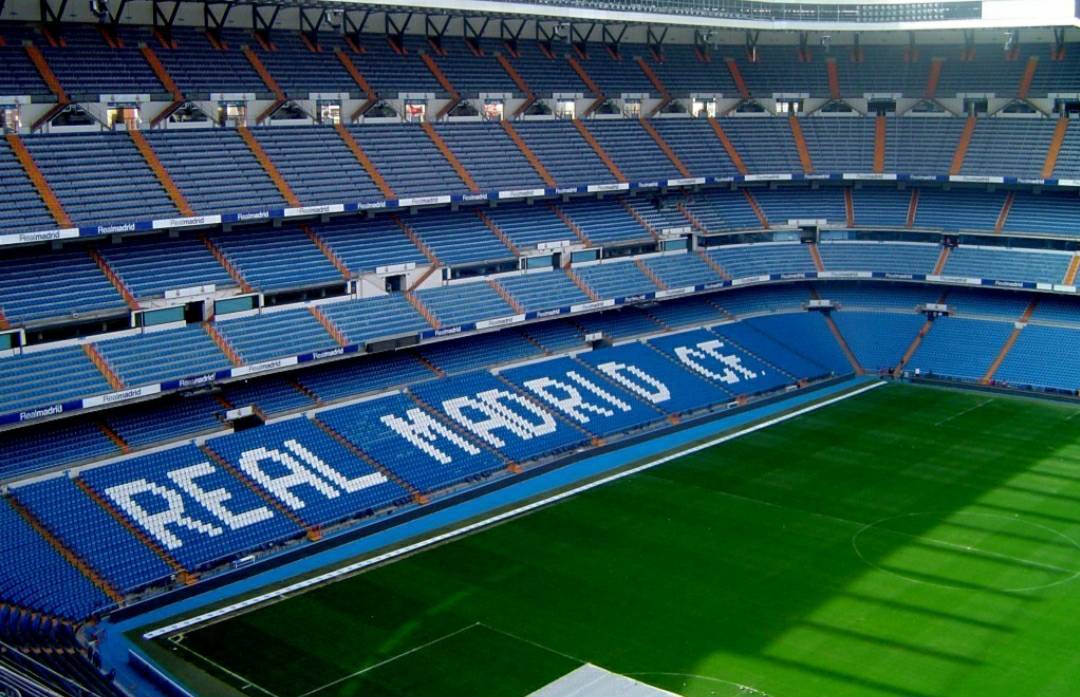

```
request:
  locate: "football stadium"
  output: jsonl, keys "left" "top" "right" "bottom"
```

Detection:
{"left": 0, "top": 0, "right": 1079, "bottom": 695}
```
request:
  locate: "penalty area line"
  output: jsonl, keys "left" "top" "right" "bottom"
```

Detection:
{"left": 144, "top": 380, "right": 885, "bottom": 641}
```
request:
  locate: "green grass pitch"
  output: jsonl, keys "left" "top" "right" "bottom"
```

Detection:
{"left": 156, "top": 384, "right": 1080, "bottom": 697}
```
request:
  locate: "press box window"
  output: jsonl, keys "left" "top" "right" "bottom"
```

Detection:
{"left": 220, "top": 103, "right": 247, "bottom": 127}
{"left": 483, "top": 100, "right": 504, "bottom": 120}
{"left": 107, "top": 106, "right": 140, "bottom": 129}
{"left": 692, "top": 99, "right": 716, "bottom": 118}
{"left": 318, "top": 102, "right": 341, "bottom": 125}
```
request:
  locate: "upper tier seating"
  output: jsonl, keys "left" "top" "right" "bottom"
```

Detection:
{"left": 512, "top": 120, "right": 615, "bottom": 187}
{"left": 587, "top": 119, "right": 682, "bottom": 181}
{"left": 800, "top": 118, "right": 876, "bottom": 173}
{"left": 348, "top": 34, "right": 441, "bottom": 96}
{"left": 574, "top": 43, "right": 656, "bottom": 96}
{"left": 251, "top": 32, "right": 358, "bottom": 97}
{"left": 154, "top": 26, "right": 270, "bottom": 97}
{"left": 624, "top": 195, "right": 694, "bottom": 233}
{"left": 1052, "top": 120, "right": 1080, "bottom": 178}
{"left": 886, "top": 118, "right": 967, "bottom": 175}
{"left": 961, "top": 118, "right": 1058, "bottom": 179}
{"left": 143, "top": 129, "right": 287, "bottom": 215}
{"left": 734, "top": 46, "right": 831, "bottom": 97}
{"left": 427, "top": 38, "right": 519, "bottom": 95}
{"left": 0, "top": 25, "right": 51, "bottom": 97}
{"left": 932, "top": 45, "right": 1039, "bottom": 97}
{"left": 44, "top": 24, "right": 166, "bottom": 98}
{"left": 502, "top": 41, "right": 587, "bottom": 96}
{"left": 644, "top": 44, "right": 737, "bottom": 96}
{"left": 652, "top": 119, "right": 742, "bottom": 178}
{"left": 3, "top": 26, "right": 1080, "bottom": 108}
{"left": 434, "top": 122, "right": 545, "bottom": 191}
{"left": 251, "top": 126, "right": 382, "bottom": 206}
{"left": 0, "top": 138, "right": 56, "bottom": 234}
{"left": 22, "top": 132, "right": 179, "bottom": 226}
{"left": 347, "top": 123, "right": 468, "bottom": 199}
{"left": 718, "top": 117, "right": 802, "bottom": 173}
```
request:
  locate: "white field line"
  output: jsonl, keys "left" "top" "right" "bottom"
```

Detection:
{"left": 934, "top": 398, "right": 993, "bottom": 426}
{"left": 296, "top": 622, "right": 481, "bottom": 697}
{"left": 168, "top": 637, "right": 282, "bottom": 697}
{"left": 143, "top": 381, "right": 885, "bottom": 641}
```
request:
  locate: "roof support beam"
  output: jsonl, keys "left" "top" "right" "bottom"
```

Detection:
{"left": 152, "top": 1, "right": 182, "bottom": 29}
{"left": 252, "top": 5, "right": 281, "bottom": 33}
{"left": 203, "top": 2, "right": 234, "bottom": 32}
{"left": 39, "top": 0, "right": 68, "bottom": 25}
{"left": 342, "top": 9, "right": 371, "bottom": 37}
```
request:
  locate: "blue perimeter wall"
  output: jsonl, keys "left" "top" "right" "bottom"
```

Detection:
{"left": 100, "top": 375, "right": 877, "bottom": 697}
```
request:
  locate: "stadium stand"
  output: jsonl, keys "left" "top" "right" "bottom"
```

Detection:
{"left": 3, "top": 15, "right": 1080, "bottom": 696}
